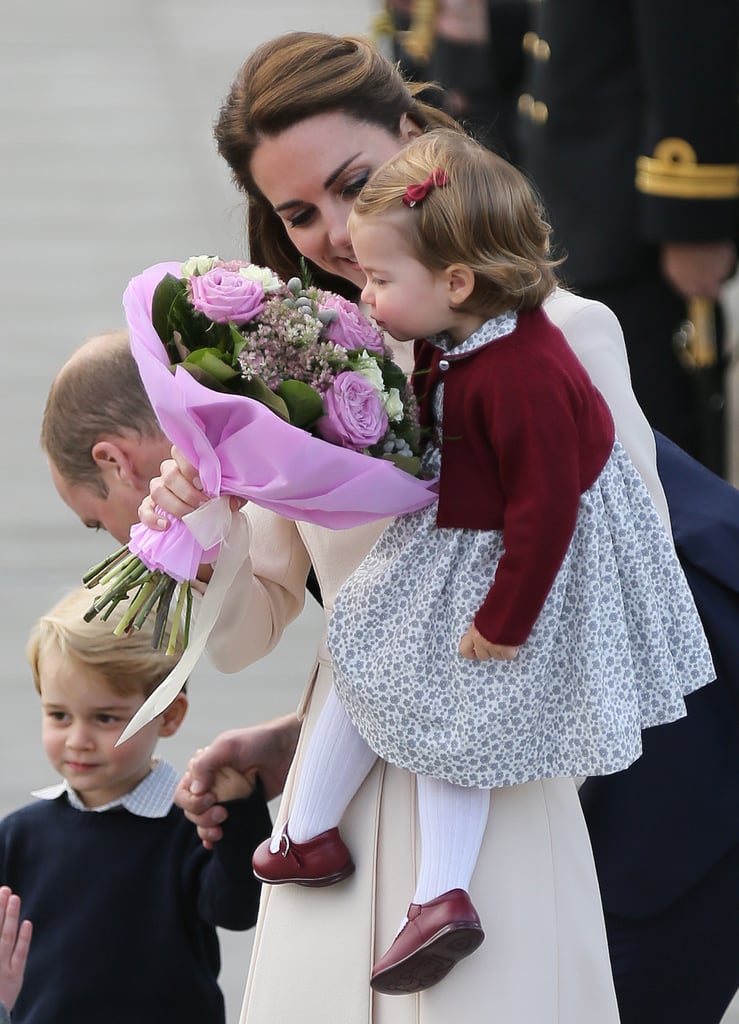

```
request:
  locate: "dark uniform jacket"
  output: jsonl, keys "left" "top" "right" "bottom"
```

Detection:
{"left": 580, "top": 433, "right": 739, "bottom": 917}
{"left": 519, "top": 0, "right": 739, "bottom": 286}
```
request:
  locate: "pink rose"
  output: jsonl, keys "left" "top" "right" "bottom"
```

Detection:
{"left": 318, "top": 292, "right": 386, "bottom": 355}
{"left": 188, "top": 268, "right": 265, "bottom": 324}
{"left": 317, "top": 371, "right": 389, "bottom": 450}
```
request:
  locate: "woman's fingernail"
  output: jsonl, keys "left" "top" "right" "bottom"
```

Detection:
{"left": 193, "top": 476, "right": 203, "bottom": 491}
{"left": 156, "top": 517, "right": 168, "bottom": 529}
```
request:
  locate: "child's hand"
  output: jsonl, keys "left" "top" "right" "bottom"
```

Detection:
{"left": 459, "top": 625, "right": 519, "bottom": 661}
{"left": 176, "top": 755, "right": 256, "bottom": 849}
{"left": 175, "top": 716, "right": 301, "bottom": 848}
{"left": 0, "top": 886, "right": 32, "bottom": 1013}
{"left": 210, "top": 763, "right": 257, "bottom": 804}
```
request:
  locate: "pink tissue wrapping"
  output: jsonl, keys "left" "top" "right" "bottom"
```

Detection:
{"left": 124, "top": 262, "right": 438, "bottom": 581}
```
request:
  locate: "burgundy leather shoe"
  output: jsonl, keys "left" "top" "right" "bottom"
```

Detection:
{"left": 370, "top": 889, "right": 484, "bottom": 994}
{"left": 252, "top": 827, "right": 354, "bottom": 887}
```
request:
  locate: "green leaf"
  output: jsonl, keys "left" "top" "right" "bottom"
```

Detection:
{"left": 183, "top": 349, "right": 240, "bottom": 382}
{"left": 151, "top": 274, "right": 185, "bottom": 347}
{"left": 177, "top": 364, "right": 229, "bottom": 393}
{"left": 169, "top": 288, "right": 208, "bottom": 355}
{"left": 208, "top": 320, "right": 233, "bottom": 354}
{"left": 276, "top": 379, "right": 324, "bottom": 428}
{"left": 298, "top": 256, "right": 314, "bottom": 290}
{"left": 380, "top": 452, "right": 422, "bottom": 477}
{"left": 381, "top": 357, "right": 407, "bottom": 393}
{"left": 229, "top": 323, "right": 248, "bottom": 360}
{"left": 242, "top": 376, "right": 290, "bottom": 421}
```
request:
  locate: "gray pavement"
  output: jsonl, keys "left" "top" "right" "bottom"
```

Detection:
{"left": 0, "top": 3, "right": 737, "bottom": 1022}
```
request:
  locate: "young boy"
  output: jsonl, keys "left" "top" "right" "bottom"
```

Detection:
{"left": 0, "top": 587, "right": 271, "bottom": 1024}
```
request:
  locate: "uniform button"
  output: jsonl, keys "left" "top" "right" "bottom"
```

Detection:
{"left": 439, "top": 358, "right": 450, "bottom": 371}
{"left": 522, "top": 31, "right": 539, "bottom": 54}
{"left": 517, "top": 92, "right": 535, "bottom": 116}
{"left": 531, "top": 101, "right": 549, "bottom": 124}
{"left": 534, "top": 37, "right": 551, "bottom": 60}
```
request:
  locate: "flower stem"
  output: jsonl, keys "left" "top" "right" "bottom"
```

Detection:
{"left": 96, "top": 553, "right": 137, "bottom": 588}
{"left": 83, "top": 562, "right": 152, "bottom": 622}
{"left": 183, "top": 585, "right": 193, "bottom": 648}
{"left": 133, "top": 574, "right": 172, "bottom": 631}
{"left": 166, "top": 583, "right": 189, "bottom": 656}
{"left": 151, "top": 576, "right": 178, "bottom": 650}
{"left": 81, "top": 545, "right": 131, "bottom": 586}
{"left": 113, "top": 576, "right": 159, "bottom": 637}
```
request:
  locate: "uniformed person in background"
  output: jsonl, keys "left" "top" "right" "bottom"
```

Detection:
{"left": 518, "top": 0, "right": 739, "bottom": 477}
{"left": 374, "top": 0, "right": 529, "bottom": 161}
{"left": 516, "top": 6, "right": 739, "bottom": 1023}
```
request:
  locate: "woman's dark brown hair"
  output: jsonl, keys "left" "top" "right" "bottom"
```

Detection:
{"left": 214, "top": 31, "right": 459, "bottom": 297}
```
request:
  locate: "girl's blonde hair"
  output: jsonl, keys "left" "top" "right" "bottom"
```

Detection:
{"left": 351, "top": 129, "right": 562, "bottom": 317}
{"left": 27, "top": 587, "right": 184, "bottom": 698}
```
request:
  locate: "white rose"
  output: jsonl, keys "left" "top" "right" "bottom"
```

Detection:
{"left": 354, "top": 352, "right": 385, "bottom": 393}
{"left": 239, "top": 264, "right": 283, "bottom": 292}
{"left": 383, "top": 387, "right": 404, "bottom": 422}
{"left": 181, "top": 254, "right": 220, "bottom": 278}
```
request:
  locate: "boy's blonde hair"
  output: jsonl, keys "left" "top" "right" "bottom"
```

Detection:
{"left": 27, "top": 586, "right": 184, "bottom": 699}
{"left": 350, "top": 129, "right": 562, "bottom": 317}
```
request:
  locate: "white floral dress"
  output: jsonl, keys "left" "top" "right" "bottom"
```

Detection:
{"left": 328, "top": 314, "right": 715, "bottom": 788}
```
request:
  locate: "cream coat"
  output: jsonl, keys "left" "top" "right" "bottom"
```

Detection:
{"left": 208, "top": 291, "right": 661, "bottom": 1023}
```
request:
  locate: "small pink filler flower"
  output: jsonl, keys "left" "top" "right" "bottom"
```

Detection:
{"left": 318, "top": 371, "right": 389, "bottom": 450}
{"left": 188, "top": 268, "right": 265, "bottom": 324}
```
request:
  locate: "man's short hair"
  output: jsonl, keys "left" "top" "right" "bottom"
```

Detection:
{"left": 41, "top": 331, "right": 163, "bottom": 497}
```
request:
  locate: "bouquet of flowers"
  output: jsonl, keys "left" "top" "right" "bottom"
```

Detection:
{"left": 83, "top": 256, "right": 437, "bottom": 655}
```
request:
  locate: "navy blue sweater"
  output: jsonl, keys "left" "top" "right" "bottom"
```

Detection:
{"left": 0, "top": 790, "right": 271, "bottom": 1023}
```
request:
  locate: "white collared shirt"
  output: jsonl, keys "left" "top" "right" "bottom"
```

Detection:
{"left": 32, "top": 758, "right": 179, "bottom": 818}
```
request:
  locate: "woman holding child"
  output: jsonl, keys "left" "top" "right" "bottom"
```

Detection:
{"left": 142, "top": 30, "right": 727, "bottom": 1024}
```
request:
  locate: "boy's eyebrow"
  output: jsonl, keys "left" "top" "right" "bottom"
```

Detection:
{"left": 274, "top": 154, "right": 362, "bottom": 212}
{"left": 41, "top": 701, "right": 133, "bottom": 712}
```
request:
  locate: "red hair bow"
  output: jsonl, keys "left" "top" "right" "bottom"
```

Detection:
{"left": 403, "top": 168, "right": 449, "bottom": 207}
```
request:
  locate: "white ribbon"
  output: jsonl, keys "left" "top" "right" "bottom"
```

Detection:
{"left": 116, "top": 500, "right": 251, "bottom": 745}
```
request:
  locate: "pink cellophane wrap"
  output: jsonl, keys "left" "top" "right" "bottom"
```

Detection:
{"left": 125, "top": 262, "right": 438, "bottom": 581}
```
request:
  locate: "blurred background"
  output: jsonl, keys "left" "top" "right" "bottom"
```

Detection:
{"left": 1, "top": 2, "right": 736, "bottom": 1021}
{"left": 0, "top": 2, "right": 371, "bottom": 1019}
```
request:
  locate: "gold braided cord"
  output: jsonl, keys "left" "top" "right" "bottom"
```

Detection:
{"left": 371, "top": 4, "right": 397, "bottom": 39}
{"left": 397, "top": 0, "right": 439, "bottom": 63}
{"left": 636, "top": 138, "right": 739, "bottom": 199}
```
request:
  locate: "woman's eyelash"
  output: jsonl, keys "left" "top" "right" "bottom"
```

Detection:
{"left": 284, "top": 171, "right": 371, "bottom": 228}
{"left": 287, "top": 209, "right": 313, "bottom": 228}
{"left": 340, "top": 172, "right": 370, "bottom": 197}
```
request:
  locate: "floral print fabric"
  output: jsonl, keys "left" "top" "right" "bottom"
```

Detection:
{"left": 328, "top": 314, "right": 714, "bottom": 788}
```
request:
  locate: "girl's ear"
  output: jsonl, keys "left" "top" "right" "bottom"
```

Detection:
{"left": 446, "top": 263, "right": 476, "bottom": 305}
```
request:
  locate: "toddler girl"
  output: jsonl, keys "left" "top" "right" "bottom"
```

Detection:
{"left": 252, "top": 129, "right": 715, "bottom": 995}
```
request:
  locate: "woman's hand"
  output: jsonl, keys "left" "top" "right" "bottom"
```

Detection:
{"left": 137, "top": 445, "right": 246, "bottom": 586}
{"left": 0, "top": 887, "right": 32, "bottom": 1014}
{"left": 459, "top": 624, "right": 519, "bottom": 661}
{"left": 138, "top": 445, "right": 209, "bottom": 531}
